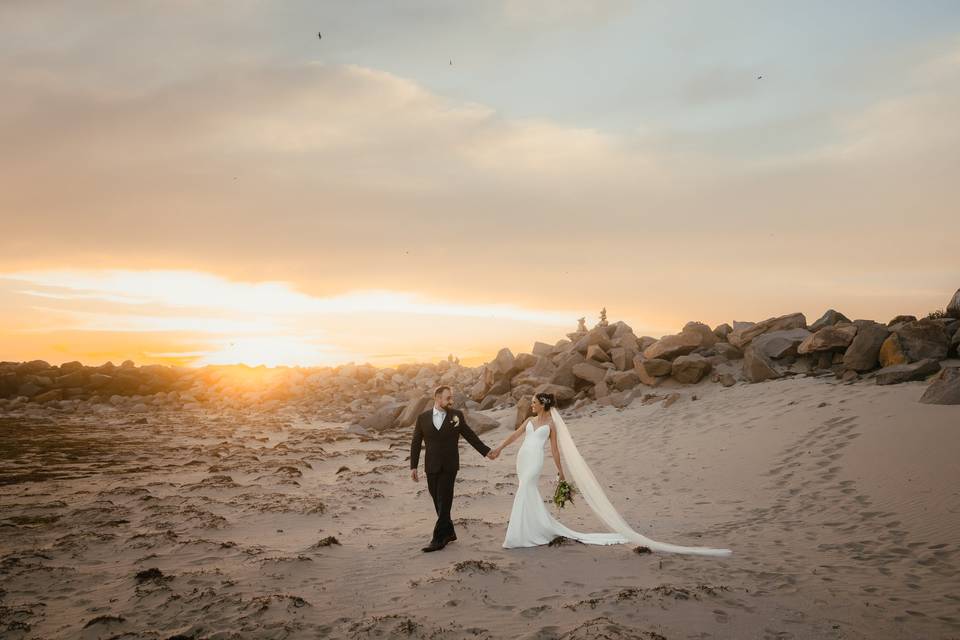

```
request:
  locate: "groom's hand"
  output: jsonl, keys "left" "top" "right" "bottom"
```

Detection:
{"left": 410, "top": 469, "right": 418, "bottom": 482}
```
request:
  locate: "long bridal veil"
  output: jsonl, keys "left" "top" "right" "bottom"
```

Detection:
{"left": 550, "top": 407, "right": 732, "bottom": 557}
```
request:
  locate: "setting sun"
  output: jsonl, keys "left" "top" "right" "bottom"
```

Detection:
{"left": 0, "top": 269, "right": 589, "bottom": 367}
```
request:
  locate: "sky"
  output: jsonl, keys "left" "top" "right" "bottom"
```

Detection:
{"left": 1, "top": 0, "right": 958, "bottom": 368}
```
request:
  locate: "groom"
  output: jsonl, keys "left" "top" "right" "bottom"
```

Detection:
{"left": 410, "top": 385, "right": 494, "bottom": 552}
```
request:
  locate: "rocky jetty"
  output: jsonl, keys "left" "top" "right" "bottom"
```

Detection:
{"left": 2, "top": 289, "right": 959, "bottom": 425}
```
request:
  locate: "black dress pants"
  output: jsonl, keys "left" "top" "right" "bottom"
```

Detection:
{"left": 426, "top": 468, "right": 457, "bottom": 543}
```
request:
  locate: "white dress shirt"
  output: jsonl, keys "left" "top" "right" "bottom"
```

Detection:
{"left": 432, "top": 406, "right": 446, "bottom": 430}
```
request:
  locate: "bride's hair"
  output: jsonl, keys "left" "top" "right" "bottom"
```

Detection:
{"left": 534, "top": 392, "right": 556, "bottom": 411}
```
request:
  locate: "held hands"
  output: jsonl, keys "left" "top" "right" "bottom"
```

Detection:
{"left": 486, "top": 448, "right": 501, "bottom": 460}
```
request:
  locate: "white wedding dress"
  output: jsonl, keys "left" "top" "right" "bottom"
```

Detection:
{"left": 501, "top": 408, "right": 733, "bottom": 557}
{"left": 502, "top": 418, "right": 628, "bottom": 548}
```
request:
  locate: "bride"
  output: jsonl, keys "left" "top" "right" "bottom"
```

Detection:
{"left": 488, "top": 392, "right": 732, "bottom": 557}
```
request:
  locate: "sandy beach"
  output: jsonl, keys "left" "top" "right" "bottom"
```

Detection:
{"left": 1, "top": 370, "right": 957, "bottom": 639}
{"left": 4, "top": 1, "right": 960, "bottom": 636}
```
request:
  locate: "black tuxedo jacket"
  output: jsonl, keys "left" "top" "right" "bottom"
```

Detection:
{"left": 410, "top": 407, "right": 491, "bottom": 473}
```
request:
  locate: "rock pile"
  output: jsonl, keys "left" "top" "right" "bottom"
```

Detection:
{"left": 2, "top": 289, "right": 958, "bottom": 422}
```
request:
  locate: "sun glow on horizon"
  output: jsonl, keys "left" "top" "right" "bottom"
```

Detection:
{"left": 186, "top": 336, "right": 358, "bottom": 368}
{"left": 0, "top": 268, "right": 591, "bottom": 368}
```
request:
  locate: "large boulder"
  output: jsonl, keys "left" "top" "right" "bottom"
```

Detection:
{"left": 103, "top": 371, "right": 143, "bottom": 395}
{"left": 713, "top": 342, "right": 744, "bottom": 360}
{"left": 574, "top": 327, "right": 613, "bottom": 355}
{"left": 842, "top": 321, "right": 890, "bottom": 372}
{"left": 797, "top": 324, "right": 858, "bottom": 355}
{"left": 88, "top": 373, "right": 113, "bottom": 389}
{"left": 572, "top": 362, "right": 607, "bottom": 385}
{"left": 919, "top": 367, "right": 960, "bottom": 404}
{"left": 611, "top": 326, "right": 640, "bottom": 351}
{"left": 511, "top": 383, "right": 535, "bottom": 402}
{"left": 713, "top": 323, "right": 733, "bottom": 340}
{"left": 33, "top": 388, "right": 63, "bottom": 403}
{"left": 609, "top": 346, "right": 637, "bottom": 371}
{"left": 530, "top": 355, "right": 559, "bottom": 378}
{"left": 550, "top": 352, "right": 585, "bottom": 389}
{"left": 397, "top": 395, "right": 432, "bottom": 428}
{"left": 469, "top": 377, "right": 489, "bottom": 403}
{"left": 478, "top": 394, "right": 502, "bottom": 411}
{"left": 879, "top": 334, "right": 909, "bottom": 367}
{"left": 895, "top": 319, "right": 950, "bottom": 362}
{"left": 728, "top": 313, "right": 807, "bottom": 350}
{"left": 359, "top": 402, "right": 405, "bottom": 432}
{"left": 463, "top": 410, "right": 501, "bottom": 435}
{"left": 593, "top": 380, "right": 610, "bottom": 399}
{"left": 946, "top": 319, "right": 960, "bottom": 347}
{"left": 532, "top": 341, "right": 555, "bottom": 357}
{"left": 887, "top": 315, "right": 917, "bottom": 330}
{"left": 16, "top": 360, "right": 52, "bottom": 376}
{"left": 515, "top": 353, "right": 539, "bottom": 371}
{"left": 875, "top": 359, "right": 941, "bottom": 385}
{"left": 490, "top": 348, "right": 518, "bottom": 377}
{"left": 637, "top": 336, "right": 658, "bottom": 352}
{"left": 487, "top": 376, "right": 511, "bottom": 396}
{"left": 586, "top": 344, "right": 610, "bottom": 363}
{"left": 608, "top": 320, "right": 631, "bottom": 335}
{"left": 512, "top": 356, "right": 557, "bottom": 387}
{"left": 607, "top": 370, "right": 641, "bottom": 391}
{"left": 671, "top": 354, "right": 712, "bottom": 384}
{"left": 59, "top": 361, "right": 85, "bottom": 373}
{"left": 642, "top": 331, "right": 703, "bottom": 361}
{"left": 946, "top": 288, "right": 960, "bottom": 319}
{"left": 17, "top": 380, "right": 46, "bottom": 398}
{"left": 632, "top": 355, "right": 665, "bottom": 387}
{"left": 681, "top": 322, "right": 718, "bottom": 348}
{"left": 0, "top": 372, "right": 17, "bottom": 397}
{"left": 751, "top": 329, "right": 812, "bottom": 359}
{"left": 809, "top": 309, "right": 851, "bottom": 332}
{"left": 743, "top": 344, "right": 781, "bottom": 382}
{"left": 639, "top": 358, "right": 672, "bottom": 377}
{"left": 55, "top": 370, "right": 87, "bottom": 388}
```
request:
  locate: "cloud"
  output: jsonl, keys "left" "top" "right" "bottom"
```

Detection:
{"left": 0, "top": 269, "right": 593, "bottom": 366}
{"left": 501, "top": 0, "right": 630, "bottom": 25}
{"left": 0, "top": 6, "right": 957, "bottom": 351}
{"left": 674, "top": 65, "right": 764, "bottom": 107}
{"left": 2, "top": 269, "right": 580, "bottom": 324}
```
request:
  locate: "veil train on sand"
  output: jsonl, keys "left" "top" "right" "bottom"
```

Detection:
{"left": 550, "top": 406, "right": 733, "bottom": 558}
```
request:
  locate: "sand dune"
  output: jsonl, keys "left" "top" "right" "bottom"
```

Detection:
{"left": 0, "top": 373, "right": 958, "bottom": 639}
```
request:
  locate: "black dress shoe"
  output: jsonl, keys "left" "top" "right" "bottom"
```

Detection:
{"left": 444, "top": 533, "right": 457, "bottom": 543}
{"left": 421, "top": 540, "right": 446, "bottom": 552}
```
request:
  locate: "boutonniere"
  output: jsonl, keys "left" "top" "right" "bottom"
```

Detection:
{"left": 451, "top": 415, "right": 460, "bottom": 427}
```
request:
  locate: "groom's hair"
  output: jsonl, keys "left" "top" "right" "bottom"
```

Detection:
{"left": 434, "top": 385, "right": 451, "bottom": 397}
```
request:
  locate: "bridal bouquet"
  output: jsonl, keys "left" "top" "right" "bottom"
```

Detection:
{"left": 553, "top": 479, "right": 576, "bottom": 509}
